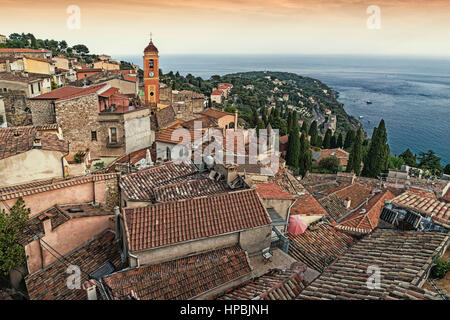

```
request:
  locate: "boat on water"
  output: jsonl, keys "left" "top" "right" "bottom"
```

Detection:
{"left": 366, "top": 100, "right": 372, "bottom": 104}
{"left": 359, "top": 115, "right": 364, "bottom": 119}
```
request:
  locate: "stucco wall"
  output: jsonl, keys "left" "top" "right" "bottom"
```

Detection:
{"left": 124, "top": 115, "right": 152, "bottom": 154}
{"left": 26, "top": 215, "right": 114, "bottom": 273}
{"left": 131, "top": 233, "right": 239, "bottom": 267}
{"left": 0, "top": 149, "right": 64, "bottom": 187}
{"left": 261, "top": 199, "right": 292, "bottom": 221}
{"left": 239, "top": 225, "right": 272, "bottom": 255}
{"left": 0, "top": 176, "right": 119, "bottom": 216}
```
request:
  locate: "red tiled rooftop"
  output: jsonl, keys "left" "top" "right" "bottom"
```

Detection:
{"left": 392, "top": 190, "right": 450, "bottom": 228}
{"left": 119, "top": 160, "right": 198, "bottom": 201}
{"left": 211, "top": 90, "right": 224, "bottom": 96}
{"left": 201, "top": 108, "right": 233, "bottom": 120}
{"left": 217, "top": 268, "right": 307, "bottom": 300}
{"left": 123, "top": 189, "right": 271, "bottom": 251}
{"left": 0, "top": 127, "right": 68, "bottom": 160}
{"left": 30, "top": 84, "right": 107, "bottom": 102}
{"left": 336, "top": 190, "right": 395, "bottom": 235}
{"left": 290, "top": 194, "right": 327, "bottom": 216}
{"left": 102, "top": 245, "right": 251, "bottom": 300}
{"left": 0, "top": 48, "right": 50, "bottom": 53}
{"left": 254, "top": 182, "right": 294, "bottom": 200}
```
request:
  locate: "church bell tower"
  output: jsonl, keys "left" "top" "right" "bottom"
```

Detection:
{"left": 143, "top": 34, "right": 159, "bottom": 107}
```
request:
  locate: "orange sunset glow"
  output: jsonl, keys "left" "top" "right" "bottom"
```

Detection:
{"left": 1, "top": 0, "right": 449, "bottom": 56}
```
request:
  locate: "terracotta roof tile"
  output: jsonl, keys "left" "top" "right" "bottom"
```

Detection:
{"left": 119, "top": 160, "right": 198, "bottom": 201}
{"left": 153, "top": 176, "right": 230, "bottom": 203}
{"left": 102, "top": 245, "right": 251, "bottom": 300}
{"left": 123, "top": 189, "right": 271, "bottom": 251}
{"left": 0, "top": 127, "right": 68, "bottom": 160}
{"left": 287, "top": 223, "right": 354, "bottom": 272}
{"left": 297, "top": 229, "right": 449, "bottom": 300}
{"left": 30, "top": 84, "right": 107, "bottom": 101}
{"left": 335, "top": 190, "right": 395, "bottom": 235}
{"left": 201, "top": 108, "right": 233, "bottom": 119}
{"left": 290, "top": 194, "right": 327, "bottom": 216}
{"left": 217, "top": 269, "right": 307, "bottom": 300}
{"left": 25, "top": 230, "right": 125, "bottom": 300}
{"left": 391, "top": 190, "right": 450, "bottom": 228}
{"left": 254, "top": 182, "right": 294, "bottom": 200}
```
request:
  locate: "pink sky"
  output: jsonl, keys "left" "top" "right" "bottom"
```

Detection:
{"left": 1, "top": 0, "right": 449, "bottom": 57}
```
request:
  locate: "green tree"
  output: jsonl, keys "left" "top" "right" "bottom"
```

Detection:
{"left": 418, "top": 150, "right": 443, "bottom": 174}
{"left": 337, "top": 133, "right": 344, "bottom": 149}
{"left": 330, "top": 134, "right": 337, "bottom": 148}
{"left": 297, "top": 131, "right": 312, "bottom": 177}
{"left": 308, "top": 120, "right": 319, "bottom": 147}
{"left": 444, "top": 164, "right": 450, "bottom": 175}
{"left": 347, "top": 127, "right": 363, "bottom": 175}
{"left": 362, "top": 119, "right": 390, "bottom": 178}
{"left": 344, "top": 129, "right": 355, "bottom": 149}
{"left": 286, "top": 124, "right": 300, "bottom": 168}
{"left": 399, "top": 148, "right": 417, "bottom": 167}
{"left": 51, "top": 79, "right": 58, "bottom": 90}
{"left": 300, "top": 121, "right": 308, "bottom": 134}
{"left": 319, "top": 156, "right": 340, "bottom": 172}
{"left": 388, "top": 155, "right": 405, "bottom": 170}
{"left": 322, "top": 129, "right": 332, "bottom": 149}
{"left": 72, "top": 44, "right": 89, "bottom": 55}
{"left": 0, "top": 197, "right": 30, "bottom": 276}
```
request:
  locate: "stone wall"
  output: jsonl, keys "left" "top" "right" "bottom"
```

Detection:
{"left": 28, "top": 98, "right": 55, "bottom": 125}
{"left": 1, "top": 90, "right": 32, "bottom": 126}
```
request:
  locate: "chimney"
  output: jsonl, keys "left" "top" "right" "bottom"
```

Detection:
{"left": 114, "top": 206, "right": 120, "bottom": 241}
{"left": 42, "top": 217, "right": 52, "bottom": 235}
{"left": 32, "top": 137, "right": 42, "bottom": 149}
{"left": 226, "top": 164, "right": 238, "bottom": 185}
{"left": 82, "top": 280, "right": 98, "bottom": 300}
{"left": 344, "top": 197, "right": 351, "bottom": 209}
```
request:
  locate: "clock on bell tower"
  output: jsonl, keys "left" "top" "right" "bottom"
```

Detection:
{"left": 143, "top": 34, "right": 159, "bottom": 107}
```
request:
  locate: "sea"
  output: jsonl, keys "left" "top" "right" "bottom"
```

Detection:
{"left": 117, "top": 54, "right": 450, "bottom": 165}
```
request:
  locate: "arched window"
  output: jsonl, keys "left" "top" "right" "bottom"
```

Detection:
{"left": 166, "top": 147, "right": 171, "bottom": 160}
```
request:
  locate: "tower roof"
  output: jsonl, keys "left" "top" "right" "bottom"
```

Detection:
{"left": 144, "top": 40, "right": 158, "bottom": 54}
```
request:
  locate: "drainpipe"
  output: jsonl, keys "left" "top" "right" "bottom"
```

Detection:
{"left": 61, "top": 141, "right": 70, "bottom": 178}
{"left": 285, "top": 198, "right": 297, "bottom": 233}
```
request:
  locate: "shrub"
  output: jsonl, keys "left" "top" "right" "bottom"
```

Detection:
{"left": 74, "top": 151, "right": 85, "bottom": 163}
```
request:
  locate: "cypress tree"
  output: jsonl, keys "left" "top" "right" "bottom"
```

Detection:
{"left": 298, "top": 130, "right": 312, "bottom": 177}
{"left": 337, "top": 133, "right": 344, "bottom": 149}
{"left": 301, "top": 121, "right": 308, "bottom": 135}
{"left": 308, "top": 120, "right": 319, "bottom": 147}
{"left": 362, "top": 119, "right": 390, "bottom": 177}
{"left": 347, "top": 127, "right": 363, "bottom": 175}
{"left": 322, "top": 129, "right": 332, "bottom": 149}
{"left": 344, "top": 129, "right": 355, "bottom": 149}
{"left": 286, "top": 124, "right": 300, "bottom": 168}
{"left": 330, "top": 134, "right": 337, "bottom": 149}
{"left": 287, "top": 111, "right": 293, "bottom": 133}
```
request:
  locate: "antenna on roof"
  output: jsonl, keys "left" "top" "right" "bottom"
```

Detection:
{"left": 150, "top": 32, "right": 153, "bottom": 42}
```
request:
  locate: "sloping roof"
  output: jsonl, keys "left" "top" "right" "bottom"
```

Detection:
{"left": 0, "top": 48, "right": 51, "bottom": 54}
{"left": 444, "top": 189, "right": 450, "bottom": 203}
{"left": 290, "top": 194, "right": 327, "bottom": 216}
{"left": 313, "top": 148, "right": 350, "bottom": 166}
{"left": 102, "top": 245, "right": 251, "bottom": 300}
{"left": 335, "top": 190, "right": 395, "bottom": 235}
{"left": 217, "top": 269, "right": 307, "bottom": 300}
{"left": 0, "top": 127, "right": 68, "bottom": 160}
{"left": 0, "top": 173, "right": 119, "bottom": 201}
{"left": 144, "top": 40, "right": 158, "bottom": 53}
{"left": 287, "top": 223, "right": 354, "bottom": 272}
{"left": 25, "top": 230, "right": 125, "bottom": 300}
{"left": 201, "top": 108, "right": 233, "bottom": 119}
{"left": 155, "top": 127, "right": 197, "bottom": 145}
{"left": 253, "top": 182, "right": 294, "bottom": 200}
{"left": 391, "top": 190, "right": 450, "bottom": 229}
{"left": 297, "top": 229, "right": 449, "bottom": 300}
{"left": 119, "top": 160, "right": 198, "bottom": 201}
{"left": 153, "top": 177, "right": 230, "bottom": 203}
{"left": 382, "top": 281, "right": 448, "bottom": 300}
{"left": 319, "top": 183, "right": 374, "bottom": 222}
{"left": 30, "top": 83, "right": 107, "bottom": 102}
{"left": 181, "top": 116, "right": 217, "bottom": 129}
{"left": 123, "top": 189, "right": 271, "bottom": 252}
